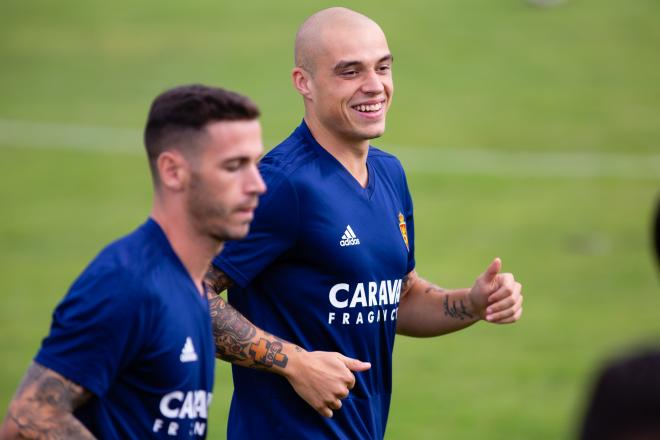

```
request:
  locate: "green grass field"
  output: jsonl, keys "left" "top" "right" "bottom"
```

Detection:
{"left": 1, "top": 1, "right": 659, "bottom": 438}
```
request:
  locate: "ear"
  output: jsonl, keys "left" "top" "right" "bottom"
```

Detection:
{"left": 156, "top": 150, "right": 189, "bottom": 191}
{"left": 292, "top": 67, "right": 313, "bottom": 99}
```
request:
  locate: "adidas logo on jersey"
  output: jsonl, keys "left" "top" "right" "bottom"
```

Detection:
{"left": 180, "top": 337, "right": 198, "bottom": 363}
{"left": 339, "top": 225, "right": 360, "bottom": 247}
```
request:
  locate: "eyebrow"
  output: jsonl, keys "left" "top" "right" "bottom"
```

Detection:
{"left": 221, "top": 150, "right": 264, "bottom": 164}
{"left": 220, "top": 154, "right": 253, "bottom": 164}
{"left": 333, "top": 54, "right": 394, "bottom": 72}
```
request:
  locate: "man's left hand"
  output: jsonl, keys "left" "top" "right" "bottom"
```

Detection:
{"left": 468, "top": 258, "right": 523, "bottom": 324}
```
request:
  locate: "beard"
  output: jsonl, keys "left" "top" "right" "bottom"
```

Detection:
{"left": 186, "top": 172, "right": 247, "bottom": 243}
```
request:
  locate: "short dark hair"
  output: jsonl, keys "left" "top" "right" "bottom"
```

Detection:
{"left": 580, "top": 347, "right": 660, "bottom": 439}
{"left": 144, "top": 84, "right": 260, "bottom": 183}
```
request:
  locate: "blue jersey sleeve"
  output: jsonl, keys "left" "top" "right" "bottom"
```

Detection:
{"left": 214, "top": 165, "right": 299, "bottom": 287}
{"left": 35, "top": 264, "right": 151, "bottom": 397}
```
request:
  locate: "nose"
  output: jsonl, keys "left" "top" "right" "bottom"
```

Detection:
{"left": 361, "top": 69, "right": 385, "bottom": 95}
{"left": 247, "top": 164, "right": 267, "bottom": 196}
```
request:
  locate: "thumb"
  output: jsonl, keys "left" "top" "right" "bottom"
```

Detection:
{"left": 480, "top": 257, "right": 501, "bottom": 283}
{"left": 342, "top": 356, "right": 372, "bottom": 372}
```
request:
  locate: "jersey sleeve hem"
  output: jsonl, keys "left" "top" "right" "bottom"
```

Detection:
{"left": 34, "top": 352, "right": 106, "bottom": 397}
{"left": 213, "top": 257, "right": 250, "bottom": 289}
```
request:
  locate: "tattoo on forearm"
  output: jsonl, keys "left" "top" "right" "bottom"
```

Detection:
{"left": 205, "top": 267, "right": 234, "bottom": 294}
{"left": 7, "top": 362, "right": 95, "bottom": 439}
{"left": 208, "top": 294, "right": 255, "bottom": 363}
{"left": 443, "top": 296, "right": 474, "bottom": 320}
{"left": 208, "top": 294, "right": 291, "bottom": 369}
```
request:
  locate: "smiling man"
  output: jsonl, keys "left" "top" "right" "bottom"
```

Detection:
{"left": 0, "top": 84, "right": 368, "bottom": 440}
{"left": 205, "top": 8, "right": 524, "bottom": 439}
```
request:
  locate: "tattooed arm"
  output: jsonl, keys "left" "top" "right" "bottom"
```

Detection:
{"left": 397, "top": 258, "right": 523, "bottom": 337}
{"left": 0, "top": 362, "right": 95, "bottom": 440}
{"left": 396, "top": 270, "right": 478, "bottom": 337}
{"left": 205, "top": 265, "right": 371, "bottom": 418}
{"left": 205, "top": 265, "right": 301, "bottom": 370}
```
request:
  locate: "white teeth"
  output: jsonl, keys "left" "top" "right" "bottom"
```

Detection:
{"left": 354, "top": 103, "right": 383, "bottom": 112}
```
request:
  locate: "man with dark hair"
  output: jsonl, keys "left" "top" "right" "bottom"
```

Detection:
{"left": 205, "top": 8, "right": 523, "bottom": 439}
{"left": 0, "top": 84, "right": 367, "bottom": 439}
{"left": 580, "top": 347, "right": 660, "bottom": 440}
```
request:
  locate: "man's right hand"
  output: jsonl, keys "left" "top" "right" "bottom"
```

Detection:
{"left": 283, "top": 350, "right": 371, "bottom": 418}
{"left": 204, "top": 270, "right": 371, "bottom": 418}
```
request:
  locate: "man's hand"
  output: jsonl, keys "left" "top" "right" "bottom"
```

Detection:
{"left": 468, "top": 258, "right": 523, "bottom": 323}
{"left": 283, "top": 351, "right": 371, "bottom": 418}
{"left": 204, "top": 277, "right": 371, "bottom": 418}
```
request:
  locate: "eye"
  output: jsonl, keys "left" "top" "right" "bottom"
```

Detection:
{"left": 223, "top": 160, "right": 244, "bottom": 172}
{"left": 377, "top": 64, "right": 391, "bottom": 74}
{"left": 339, "top": 70, "right": 358, "bottom": 78}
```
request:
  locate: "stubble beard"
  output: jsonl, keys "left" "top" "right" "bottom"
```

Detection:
{"left": 186, "top": 173, "right": 240, "bottom": 244}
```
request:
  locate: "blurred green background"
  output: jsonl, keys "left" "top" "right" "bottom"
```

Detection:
{"left": 1, "top": 0, "right": 659, "bottom": 438}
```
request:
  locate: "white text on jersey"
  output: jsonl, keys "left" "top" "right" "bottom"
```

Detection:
{"left": 339, "top": 225, "right": 360, "bottom": 247}
{"left": 329, "top": 279, "right": 402, "bottom": 309}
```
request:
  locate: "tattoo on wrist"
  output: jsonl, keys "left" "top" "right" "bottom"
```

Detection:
{"left": 443, "top": 296, "right": 474, "bottom": 320}
{"left": 205, "top": 267, "right": 234, "bottom": 295}
{"left": 249, "top": 339, "right": 288, "bottom": 368}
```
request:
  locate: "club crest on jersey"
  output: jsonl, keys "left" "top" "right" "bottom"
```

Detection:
{"left": 398, "top": 212, "right": 409, "bottom": 251}
{"left": 339, "top": 225, "right": 360, "bottom": 247}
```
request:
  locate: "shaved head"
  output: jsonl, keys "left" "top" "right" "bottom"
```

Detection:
{"left": 295, "top": 7, "right": 385, "bottom": 74}
{"left": 291, "top": 7, "right": 393, "bottom": 148}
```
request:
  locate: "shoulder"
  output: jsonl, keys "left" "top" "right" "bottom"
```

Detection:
{"left": 68, "top": 254, "right": 149, "bottom": 313}
{"left": 261, "top": 130, "right": 318, "bottom": 174}
{"left": 368, "top": 146, "right": 405, "bottom": 169}
{"left": 257, "top": 132, "right": 324, "bottom": 200}
{"left": 369, "top": 146, "right": 409, "bottom": 185}
{"left": 69, "top": 223, "right": 168, "bottom": 305}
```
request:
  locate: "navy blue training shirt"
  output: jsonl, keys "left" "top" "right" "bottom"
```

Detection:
{"left": 36, "top": 218, "right": 215, "bottom": 439}
{"left": 214, "top": 121, "right": 415, "bottom": 439}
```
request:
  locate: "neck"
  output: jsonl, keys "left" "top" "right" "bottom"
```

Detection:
{"left": 304, "top": 117, "right": 369, "bottom": 187}
{"left": 151, "top": 200, "right": 222, "bottom": 295}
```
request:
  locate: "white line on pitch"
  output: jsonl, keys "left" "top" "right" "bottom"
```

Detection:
{"left": 1, "top": 118, "right": 658, "bottom": 180}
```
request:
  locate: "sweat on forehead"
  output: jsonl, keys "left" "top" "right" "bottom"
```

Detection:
{"left": 294, "top": 7, "right": 384, "bottom": 72}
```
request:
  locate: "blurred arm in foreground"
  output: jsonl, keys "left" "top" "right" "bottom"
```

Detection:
{"left": 1, "top": 362, "right": 95, "bottom": 440}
